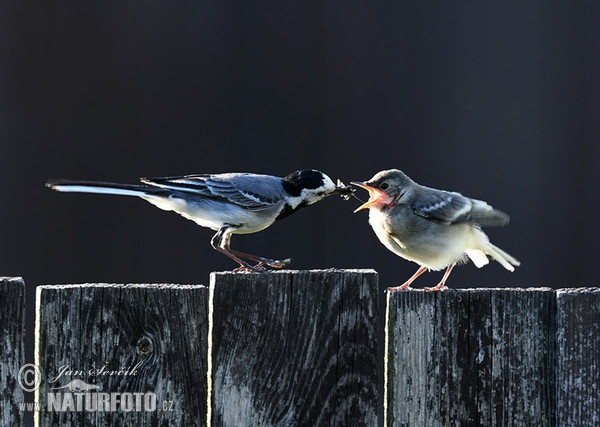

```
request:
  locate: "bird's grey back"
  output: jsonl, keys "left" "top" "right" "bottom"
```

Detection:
{"left": 411, "top": 184, "right": 510, "bottom": 227}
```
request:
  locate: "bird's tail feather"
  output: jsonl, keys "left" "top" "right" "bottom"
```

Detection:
{"left": 46, "top": 180, "right": 153, "bottom": 198}
{"left": 484, "top": 242, "right": 520, "bottom": 272}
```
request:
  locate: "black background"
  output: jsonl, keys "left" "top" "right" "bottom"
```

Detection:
{"left": 2, "top": 1, "right": 600, "bottom": 423}
{"left": 3, "top": 1, "right": 599, "bottom": 290}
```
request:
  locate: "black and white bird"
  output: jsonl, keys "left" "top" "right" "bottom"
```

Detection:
{"left": 352, "top": 169, "right": 519, "bottom": 291}
{"left": 47, "top": 170, "right": 353, "bottom": 271}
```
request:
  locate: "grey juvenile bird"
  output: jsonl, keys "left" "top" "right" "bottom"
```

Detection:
{"left": 47, "top": 170, "right": 353, "bottom": 271}
{"left": 352, "top": 169, "right": 519, "bottom": 291}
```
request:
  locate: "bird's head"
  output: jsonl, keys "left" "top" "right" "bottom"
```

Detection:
{"left": 283, "top": 169, "right": 353, "bottom": 207}
{"left": 351, "top": 169, "right": 412, "bottom": 212}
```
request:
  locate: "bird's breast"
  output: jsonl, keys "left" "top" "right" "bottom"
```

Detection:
{"left": 367, "top": 207, "right": 474, "bottom": 270}
{"left": 143, "top": 194, "right": 281, "bottom": 234}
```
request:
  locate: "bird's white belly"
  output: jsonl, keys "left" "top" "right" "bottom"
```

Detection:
{"left": 142, "top": 195, "right": 278, "bottom": 234}
{"left": 368, "top": 209, "right": 473, "bottom": 270}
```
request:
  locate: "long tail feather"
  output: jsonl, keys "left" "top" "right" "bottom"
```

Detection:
{"left": 485, "top": 242, "right": 520, "bottom": 272}
{"left": 46, "top": 180, "right": 151, "bottom": 197}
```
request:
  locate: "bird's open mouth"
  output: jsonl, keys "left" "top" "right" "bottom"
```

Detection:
{"left": 351, "top": 182, "right": 391, "bottom": 212}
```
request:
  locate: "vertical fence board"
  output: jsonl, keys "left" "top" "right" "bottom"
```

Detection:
{"left": 0, "top": 277, "right": 25, "bottom": 427}
{"left": 35, "top": 283, "right": 208, "bottom": 426}
{"left": 385, "top": 288, "right": 556, "bottom": 427}
{"left": 557, "top": 288, "right": 600, "bottom": 425}
{"left": 209, "top": 269, "right": 379, "bottom": 427}
{"left": 1, "top": 272, "right": 595, "bottom": 425}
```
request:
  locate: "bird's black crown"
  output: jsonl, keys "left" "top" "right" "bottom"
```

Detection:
{"left": 282, "top": 170, "right": 325, "bottom": 196}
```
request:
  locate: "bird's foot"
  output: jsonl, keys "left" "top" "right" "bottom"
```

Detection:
{"left": 425, "top": 284, "right": 449, "bottom": 292}
{"left": 267, "top": 258, "right": 292, "bottom": 268}
{"left": 261, "top": 257, "right": 292, "bottom": 269}
{"left": 232, "top": 257, "right": 291, "bottom": 273}
{"left": 232, "top": 264, "right": 267, "bottom": 273}
{"left": 387, "top": 284, "right": 412, "bottom": 292}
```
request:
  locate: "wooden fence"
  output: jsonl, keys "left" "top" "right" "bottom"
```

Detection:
{"left": 1, "top": 273, "right": 599, "bottom": 426}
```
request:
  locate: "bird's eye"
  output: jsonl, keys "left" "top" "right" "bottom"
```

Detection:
{"left": 379, "top": 182, "right": 389, "bottom": 190}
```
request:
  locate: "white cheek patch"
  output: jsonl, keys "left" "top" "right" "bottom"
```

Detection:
{"left": 300, "top": 181, "right": 337, "bottom": 206}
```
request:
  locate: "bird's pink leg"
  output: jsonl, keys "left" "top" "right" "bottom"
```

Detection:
{"left": 387, "top": 265, "right": 428, "bottom": 291}
{"left": 228, "top": 249, "right": 292, "bottom": 269}
{"left": 425, "top": 265, "right": 454, "bottom": 292}
{"left": 211, "top": 228, "right": 265, "bottom": 272}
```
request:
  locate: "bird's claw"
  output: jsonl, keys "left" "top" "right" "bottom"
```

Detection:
{"left": 425, "top": 284, "right": 449, "bottom": 292}
{"left": 259, "top": 257, "right": 292, "bottom": 269}
{"left": 233, "top": 265, "right": 265, "bottom": 273}
{"left": 387, "top": 284, "right": 412, "bottom": 292}
{"left": 232, "top": 257, "right": 291, "bottom": 273}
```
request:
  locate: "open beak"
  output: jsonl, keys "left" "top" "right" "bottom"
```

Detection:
{"left": 351, "top": 181, "right": 387, "bottom": 213}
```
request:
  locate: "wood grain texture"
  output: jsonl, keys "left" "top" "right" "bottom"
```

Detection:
{"left": 35, "top": 283, "right": 208, "bottom": 426}
{"left": 556, "top": 288, "right": 600, "bottom": 426}
{"left": 385, "top": 288, "right": 556, "bottom": 427}
{"left": 209, "top": 269, "right": 379, "bottom": 427}
{"left": 0, "top": 277, "right": 25, "bottom": 427}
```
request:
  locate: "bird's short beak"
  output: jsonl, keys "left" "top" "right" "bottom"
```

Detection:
{"left": 351, "top": 181, "right": 386, "bottom": 213}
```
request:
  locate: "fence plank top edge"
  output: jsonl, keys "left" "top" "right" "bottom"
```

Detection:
{"left": 557, "top": 287, "right": 600, "bottom": 295}
{"left": 36, "top": 283, "right": 207, "bottom": 290}
{"left": 211, "top": 268, "right": 378, "bottom": 276}
{"left": 0, "top": 276, "right": 24, "bottom": 284}
{"left": 387, "top": 286, "right": 556, "bottom": 293}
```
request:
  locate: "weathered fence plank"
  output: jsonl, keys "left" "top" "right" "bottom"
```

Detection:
{"left": 556, "top": 288, "right": 600, "bottom": 426}
{"left": 35, "top": 283, "right": 208, "bottom": 426}
{"left": 385, "top": 288, "right": 556, "bottom": 427}
{"left": 209, "top": 269, "right": 379, "bottom": 426}
{"left": 0, "top": 277, "right": 26, "bottom": 427}
{"left": 0, "top": 272, "right": 594, "bottom": 425}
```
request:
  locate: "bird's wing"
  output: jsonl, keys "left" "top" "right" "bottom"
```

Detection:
{"left": 411, "top": 188, "right": 509, "bottom": 227}
{"left": 141, "top": 173, "right": 281, "bottom": 211}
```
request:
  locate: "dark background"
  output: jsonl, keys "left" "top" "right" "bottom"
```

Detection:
{"left": 1, "top": 1, "right": 599, "bottom": 421}
{"left": 2, "top": 1, "right": 599, "bottom": 289}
